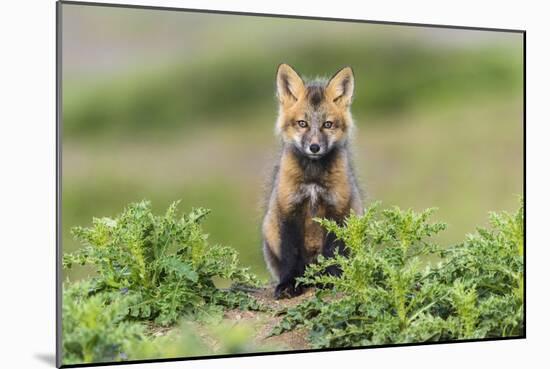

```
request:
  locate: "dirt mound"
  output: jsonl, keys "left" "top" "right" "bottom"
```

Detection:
{"left": 223, "top": 286, "right": 314, "bottom": 351}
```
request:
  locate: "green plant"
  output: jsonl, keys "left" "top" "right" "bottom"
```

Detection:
{"left": 437, "top": 200, "right": 524, "bottom": 338}
{"left": 62, "top": 281, "right": 146, "bottom": 364}
{"left": 62, "top": 281, "right": 272, "bottom": 365}
{"left": 61, "top": 199, "right": 524, "bottom": 365}
{"left": 272, "top": 201, "right": 524, "bottom": 347}
{"left": 63, "top": 201, "right": 262, "bottom": 326}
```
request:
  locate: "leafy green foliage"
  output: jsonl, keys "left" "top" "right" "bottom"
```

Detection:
{"left": 62, "top": 281, "right": 145, "bottom": 364}
{"left": 272, "top": 201, "right": 524, "bottom": 347}
{"left": 63, "top": 201, "right": 262, "bottom": 327}
{"left": 62, "top": 201, "right": 268, "bottom": 364}
{"left": 62, "top": 281, "right": 270, "bottom": 365}
{"left": 437, "top": 200, "right": 525, "bottom": 338}
{"left": 62, "top": 199, "right": 524, "bottom": 364}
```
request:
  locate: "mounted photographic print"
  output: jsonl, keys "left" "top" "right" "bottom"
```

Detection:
{"left": 56, "top": 1, "right": 525, "bottom": 367}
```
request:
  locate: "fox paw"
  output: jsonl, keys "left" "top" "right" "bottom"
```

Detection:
{"left": 274, "top": 281, "right": 304, "bottom": 299}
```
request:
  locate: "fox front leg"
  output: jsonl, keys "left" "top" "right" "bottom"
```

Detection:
{"left": 274, "top": 216, "right": 306, "bottom": 299}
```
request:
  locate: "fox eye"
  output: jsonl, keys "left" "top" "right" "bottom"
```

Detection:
{"left": 297, "top": 120, "right": 308, "bottom": 128}
{"left": 323, "top": 121, "right": 333, "bottom": 129}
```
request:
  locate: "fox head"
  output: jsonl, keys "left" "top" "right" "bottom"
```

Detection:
{"left": 275, "top": 63, "right": 355, "bottom": 160}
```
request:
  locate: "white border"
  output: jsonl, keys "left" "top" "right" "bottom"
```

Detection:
{"left": 1, "top": 1, "right": 548, "bottom": 368}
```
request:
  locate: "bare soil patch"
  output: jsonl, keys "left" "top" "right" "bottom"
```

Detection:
{"left": 222, "top": 286, "right": 314, "bottom": 351}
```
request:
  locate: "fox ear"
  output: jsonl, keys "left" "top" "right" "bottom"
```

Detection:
{"left": 276, "top": 64, "right": 305, "bottom": 105}
{"left": 326, "top": 66, "right": 354, "bottom": 106}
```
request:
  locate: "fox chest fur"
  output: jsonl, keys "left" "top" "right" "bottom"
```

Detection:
{"left": 262, "top": 146, "right": 362, "bottom": 284}
{"left": 273, "top": 149, "right": 355, "bottom": 262}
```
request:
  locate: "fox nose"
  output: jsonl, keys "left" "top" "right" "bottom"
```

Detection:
{"left": 309, "top": 144, "right": 320, "bottom": 153}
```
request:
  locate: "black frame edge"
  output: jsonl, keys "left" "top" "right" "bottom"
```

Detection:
{"left": 59, "top": 335, "right": 525, "bottom": 368}
{"left": 56, "top": 1, "right": 63, "bottom": 367}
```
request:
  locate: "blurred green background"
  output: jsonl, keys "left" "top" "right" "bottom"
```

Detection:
{"left": 61, "top": 4, "right": 523, "bottom": 281}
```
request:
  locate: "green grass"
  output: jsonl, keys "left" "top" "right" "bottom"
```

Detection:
{"left": 63, "top": 36, "right": 522, "bottom": 139}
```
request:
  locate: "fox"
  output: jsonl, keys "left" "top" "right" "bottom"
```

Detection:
{"left": 262, "top": 64, "right": 363, "bottom": 299}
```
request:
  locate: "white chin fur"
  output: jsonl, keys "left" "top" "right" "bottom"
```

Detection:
{"left": 307, "top": 153, "right": 323, "bottom": 159}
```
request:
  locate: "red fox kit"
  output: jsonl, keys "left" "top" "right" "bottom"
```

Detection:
{"left": 262, "top": 64, "right": 363, "bottom": 299}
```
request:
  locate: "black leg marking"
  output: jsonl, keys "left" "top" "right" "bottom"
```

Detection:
{"left": 275, "top": 215, "right": 306, "bottom": 299}
{"left": 321, "top": 231, "right": 347, "bottom": 277}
